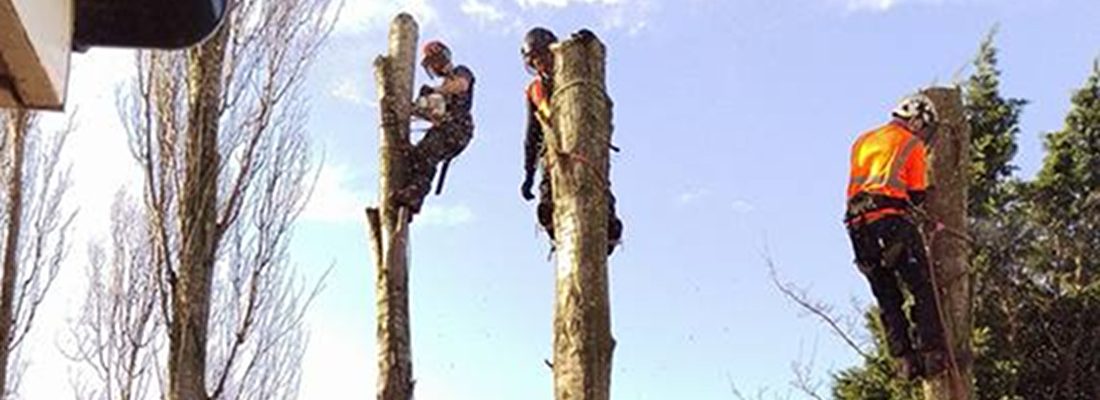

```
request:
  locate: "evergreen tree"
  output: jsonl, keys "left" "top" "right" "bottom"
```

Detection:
{"left": 832, "top": 311, "right": 922, "bottom": 400}
{"left": 963, "top": 29, "right": 1030, "bottom": 400}
{"left": 965, "top": 28, "right": 1026, "bottom": 221}
{"left": 1013, "top": 60, "right": 1100, "bottom": 398}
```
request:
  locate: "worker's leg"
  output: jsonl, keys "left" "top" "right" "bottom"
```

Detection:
{"left": 537, "top": 167, "right": 555, "bottom": 241}
{"left": 606, "top": 189, "right": 622, "bottom": 255}
{"left": 398, "top": 119, "right": 472, "bottom": 213}
{"left": 437, "top": 115, "right": 474, "bottom": 161}
{"left": 892, "top": 219, "right": 948, "bottom": 374}
{"left": 850, "top": 221, "right": 916, "bottom": 361}
{"left": 396, "top": 126, "right": 444, "bottom": 213}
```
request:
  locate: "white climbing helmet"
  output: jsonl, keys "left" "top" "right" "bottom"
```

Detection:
{"left": 892, "top": 94, "right": 938, "bottom": 128}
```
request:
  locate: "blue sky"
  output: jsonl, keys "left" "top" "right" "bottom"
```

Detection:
{"left": 20, "top": 0, "right": 1100, "bottom": 399}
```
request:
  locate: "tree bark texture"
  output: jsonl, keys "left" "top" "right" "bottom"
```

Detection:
{"left": 548, "top": 35, "right": 615, "bottom": 400}
{"left": 169, "top": 25, "right": 230, "bottom": 400}
{"left": 922, "top": 87, "right": 973, "bottom": 400}
{"left": 0, "top": 110, "right": 27, "bottom": 399}
{"left": 368, "top": 12, "right": 417, "bottom": 400}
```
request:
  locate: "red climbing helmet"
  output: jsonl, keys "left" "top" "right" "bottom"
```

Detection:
{"left": 421, "top": 40, "right": 452, "bottom": 77}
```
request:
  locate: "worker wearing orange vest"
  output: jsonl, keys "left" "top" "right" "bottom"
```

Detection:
{"left": 845, "top": 94, "right": 947, "bottom": 380}
{"left": 519, "top": 27, "right": 623, "bottom": 255}
{"left": 393, "top": 40, "right": 476, "bottom": 215}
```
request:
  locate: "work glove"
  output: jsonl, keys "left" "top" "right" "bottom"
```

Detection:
{"left": 521, "top": 177, "right": 535, "bottom": 201}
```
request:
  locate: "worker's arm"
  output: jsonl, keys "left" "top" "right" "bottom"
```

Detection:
{"left": 905, "top": 142, "right": 929, "bottom": 207}
{"left": 521, "top": 98, "right": 543, "bottom": 200}
{"left": 438, "top": 66, "right": 472, "bottom": 95}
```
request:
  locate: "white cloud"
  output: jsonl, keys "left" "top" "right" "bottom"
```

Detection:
{"left": 330, "top": 76, "right": 368, "bottom": 105}
{"left": 845, "top": 0, "right": 898, "bottom": 11}
{"left": 511, "top": 0, "right": 654, "bottom": 35}
{"left": 677, "top": 188, "right": 710, "bottom": 205}
{"left": 732, "top": 200, "right": 755, "bottom": 214}
{"left": 416, "top": 203, "right": 475, "bottom": 227}
{"left": 301, "top": 162, "right": 372, "bottom": 224}
{"left": 461, "top": 0, "right": 507, "bottom": 23}
{"left": 516, "top": 0, "right": 625, "bottom": 8}
{"left": 299, "top": 317, "right": 374, "bottom": 397}
{"left": 600, "top": 1, "right": 652, "bottom": 35}
{"left": 842, "top": 0, "right": 952, "bottom": 13}
{"left": 298, "top": 163, "right": 472, "bottom": 228}
{"left": 332, "top": 0, "right": 438, "bottom": 35}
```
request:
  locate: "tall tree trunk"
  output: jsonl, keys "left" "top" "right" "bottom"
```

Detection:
{"left": 366, "top": 13, "right": 417, "bottom": 400}
{"left": 169, "top": 25, "right": 230, "bottom": 400}
{"left": 922, "top": 87, "right": 973, "bottom": 400}
{"left": 548, "top": 35, "right": 615, "bottom": 400}
{"left": 0, "top": 110, "right": 28, "bottom": 399}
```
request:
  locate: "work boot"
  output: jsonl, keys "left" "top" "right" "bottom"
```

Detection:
{"left": 921, "top": 349, "right": 949, "bottom": 378}
{"left": 895, "top": 352, "right": 924, "bottom": 381}
{"left": 607, "top": 216, "right": 623, "bottom": 256}
{"left": 390, "top": 184, "right": 426, "bottom": 216}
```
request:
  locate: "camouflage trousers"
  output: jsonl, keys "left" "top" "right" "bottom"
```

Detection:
{"left": 536, "top": 166, "right": 624, "bottom": 255}
{"left": 401, "top": 115, "right": 473, "bottom": 213}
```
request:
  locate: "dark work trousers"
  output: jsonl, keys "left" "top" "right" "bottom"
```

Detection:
{"left": 404, "top": 114, "right": 473, "bottom": 213}
{"left": 847, "top": 215, "right": 946, "bottom": 358}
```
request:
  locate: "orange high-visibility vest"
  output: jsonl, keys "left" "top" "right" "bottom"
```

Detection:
{"left": 526, "top": 79, "right": 552, "bottom": 126}
{"left": 847, "top": 121, "right": 928, "bottom": 202}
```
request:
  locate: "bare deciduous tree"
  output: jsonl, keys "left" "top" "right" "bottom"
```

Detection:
{"left": 0, "top": 109, "right": 74, "bottom": 399}
{"left": 66, "top": 191, "right": 162, "bottom": 400}
{"left": 67, "top": 0, "right": 336, "bottom": 399}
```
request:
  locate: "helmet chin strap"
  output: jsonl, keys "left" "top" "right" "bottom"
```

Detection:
{"left": 911, "top": 120, "right": 937, "bottom": 143}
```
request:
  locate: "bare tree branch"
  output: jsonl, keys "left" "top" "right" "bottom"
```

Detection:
{"left": 67, "top": 1, "right": 340, "bottom": 399}
{"left": 788, "top": 343, "right": 826, "bottom": 400}
{"left": 64, "top": 191, "right": 163, "bottom": 400}
{"left": 0, "top": 109, "right": 74, "bottom": 398}
{"left": 766, "top": 256, "right": 872, "bottom": 360}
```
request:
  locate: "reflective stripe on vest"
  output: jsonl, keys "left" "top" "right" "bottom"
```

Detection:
{"left": 527, "top": 79, "right": 552, "bottom": 125}
{"left": 848, "top": 135, "right": 921, "bottom": 192}
{"left": 847, "top": 122, "right": 925, "bottom": 200}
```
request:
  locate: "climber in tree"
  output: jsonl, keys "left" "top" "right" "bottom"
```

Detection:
{"left": 394, "top": 39, "right": 476, "bottom": 215}
{"left": 519, "top": 27, "right": 623, "bottom": 255}
{"left": 845, "top": 94, "right": 949, "bottom": 380}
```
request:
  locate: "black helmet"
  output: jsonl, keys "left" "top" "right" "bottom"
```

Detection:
{"left": 522, "top": 27, "right": 557, "bottom": 57}
{"left": 522, "top": 27, "right": 557, "bottom": 75}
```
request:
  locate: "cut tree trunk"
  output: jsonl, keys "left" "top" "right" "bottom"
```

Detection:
{"left": 922, "top": 87, "right": 973, "bottom": 400}
{"left": 366, "top": 12, "right": 417, "bottom": 400}
{"left": 548, "top": 35, "right": 615, "bottom": 400}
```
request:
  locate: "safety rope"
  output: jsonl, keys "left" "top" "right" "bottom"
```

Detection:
{"left": 549, "top": 78, "right": 618, "bottom": 154}
{"left": 925, "top": 243, "right": 968, "bottom": 398}
{"left": 907, "top": 206, "right": 974, "bottom": 290}
{"left": 542, "top": 78, "right": 615, "bottom": 192}
{"left": 915, "top": 212, "right": 968, "bottom": 398}
{"left": 539, "top": 77, "right": 616, "bottom": 252}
